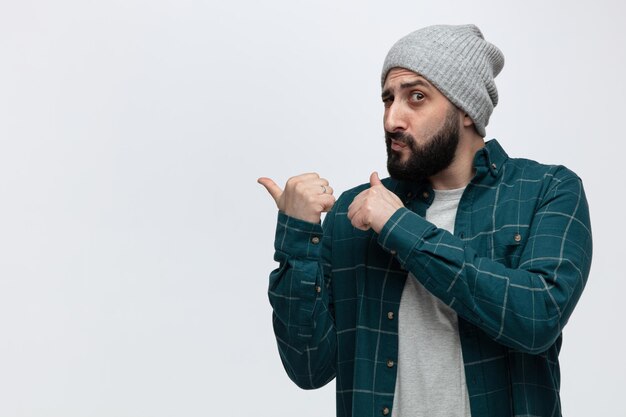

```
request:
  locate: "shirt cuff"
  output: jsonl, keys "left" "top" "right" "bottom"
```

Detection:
{"left": 274, "top": 211, "right": 324, "bottom": 259}
{"left": 377, "top": 207, "right": 434, "bottom": 267}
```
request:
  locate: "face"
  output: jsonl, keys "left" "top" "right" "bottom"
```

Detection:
{"left": 382, "top": 68, "right": 461, "bottom": 183}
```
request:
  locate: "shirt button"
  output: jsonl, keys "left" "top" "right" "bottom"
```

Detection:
{"left": 315, "top": 285, "right": 321, "bottom": 294}
{"left": 311, "top": 236, "right": 320, "bottom": 244}
{"left": 422, "top": 191, "right": 429, "bottom": 199}
{"left": 406, "top": 191, "right": 413, "bottom": 198}
{"left": 514, "top": 233, "right": 522, "bottom": 242}
{"left": 390, "top": 249, "right": 396, "bottom": 255}
{"left": 386, "top": 359, "right": 394, "bottom": 368}
{"left": 491, "top": 163, "right": 497, "bottom": 169}
{"left": 387, "top": 311, "right": 394, "bottom": 320}
{"left": 382, "top": 407, "right": 390, "bottom": 416}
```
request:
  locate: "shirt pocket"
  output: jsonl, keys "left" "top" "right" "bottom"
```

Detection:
{"left": 489, "top": 229, "right": 526, "bottom": 269}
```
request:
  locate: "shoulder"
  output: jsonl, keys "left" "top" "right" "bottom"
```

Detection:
{"left": 499, "top": 155, "right": 586, "bottom": 210}
{"left": 485, "top": 139, "right": 582, "bottom": 185}
{"left": 503, "top": 156, "right": 582, "bottom": 187}
{"left": 478, "top": 140, "right": 587, "bottom": 209}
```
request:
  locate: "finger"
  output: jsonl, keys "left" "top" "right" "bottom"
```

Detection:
{"left": 354, "top": 221, "right": 371, "bottom": 231}
{"left": 347, "top": 197, "right": 364, "bottom": 221}
{"left": 257, "top": 177, "right": 283, "bottom": 204}
{"left": 301, "top": 182, "right": 334, "bottom": 196}
{"left": 319, "top": 185, "right": 334, "bottom": 195}
{"left": 307, "top": 177, "right": 330, "bottom": 187}
{"left": 347, "top": 201, "right": 356, "bottom": 221}
{"left": 320, "top": 194, "right": 336, "bottom": 212}
{"left": 349, "top": 206, "right": 370, "bottom": 231}
{"left": 347, "top": 200, "right": 357, "bottom": 218}
{"left": 294, "top": 172, "right": 321, "bottom": 181}
{"left": 285, "top": 173, "right": 323, "bottom": 193}
{"left": 349, "top": 189, "right": 367, "bottom": 210}
{"left": 315, "top": 177, "right": 330, "bottom": 186}
{"left": 370, "top": 171, "right": 382, "bottom": 187}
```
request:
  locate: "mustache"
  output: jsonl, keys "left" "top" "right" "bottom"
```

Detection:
{"left": 385, "top": 130, "right": 412, "bottom": 144}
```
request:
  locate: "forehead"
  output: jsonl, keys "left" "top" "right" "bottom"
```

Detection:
{"left": 382, "top": 67, "right": 433, "bottom": 90}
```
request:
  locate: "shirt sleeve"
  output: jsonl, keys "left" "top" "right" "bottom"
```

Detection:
{"left": 267, "top": 209, "right": 337, "bottom": 389}
{"left": 377, "top": 173, "right": 592, "bottom": 354}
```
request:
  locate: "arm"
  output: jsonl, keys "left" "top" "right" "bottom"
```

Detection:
{"left": 377, "top": 174, "right": 592, "bottom": 354}
{"left": 268, "top": 210, "right": 337, "bottom": 389}
{"left": 258, "top": 173, "right": 337, "bottom": 388}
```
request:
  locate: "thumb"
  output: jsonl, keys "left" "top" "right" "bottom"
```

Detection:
{"left": 257, "top": 177, "right": 283, "bottom": 205}
{"left": 370, "top": 171, "right": 383, "bottom": 187}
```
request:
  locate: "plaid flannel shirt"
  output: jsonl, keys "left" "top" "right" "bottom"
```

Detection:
{"left": 268, "top": 139, "right": 592, "bottom": 417}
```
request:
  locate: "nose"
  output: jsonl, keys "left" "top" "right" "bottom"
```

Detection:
{"left": 384, "top": 101, "right": 408, "bottom": 133}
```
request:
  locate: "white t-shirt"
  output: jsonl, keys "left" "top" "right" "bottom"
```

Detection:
{"left": 391, "top": 187, "right": 471, "bottom": 417}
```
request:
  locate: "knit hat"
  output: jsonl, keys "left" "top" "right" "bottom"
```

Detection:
{"left": 381, "top": 24, "right": 504, "bottom": 137}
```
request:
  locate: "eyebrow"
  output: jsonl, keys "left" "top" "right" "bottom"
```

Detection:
{"left": 381, "top": 79, "right": 431, "bottom": 99}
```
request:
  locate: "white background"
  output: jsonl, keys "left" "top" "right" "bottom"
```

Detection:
{"left": 0, "top": 0, "right": 624, "bottom": 416}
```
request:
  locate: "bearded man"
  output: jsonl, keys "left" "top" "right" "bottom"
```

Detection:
{"left": 258, "top": 24, "right": 592, "bottom": 417}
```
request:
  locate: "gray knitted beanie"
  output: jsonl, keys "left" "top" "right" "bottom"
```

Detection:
{"left": 381, "top": 24, "right": 504, "bottom": 137}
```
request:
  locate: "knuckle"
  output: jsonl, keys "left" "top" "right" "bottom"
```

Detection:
{"left": 294, "top": 181, "right": 305, "bottom": 193}
{"left": 286, "top": 177, "right": 298, "bottom": 190}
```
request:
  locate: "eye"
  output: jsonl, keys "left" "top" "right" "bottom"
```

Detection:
{"left": 382, "top": 97, "right": 393, "bottom": 108}
{"left": 410, "top": 91, "right": 425, "bottom": 102}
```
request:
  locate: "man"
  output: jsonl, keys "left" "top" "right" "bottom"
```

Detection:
{"left": 258, "top": 24, "right": 592, "bottom": 417}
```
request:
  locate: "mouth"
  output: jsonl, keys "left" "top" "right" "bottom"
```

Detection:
{"left": 390, "top": 140, "right": 408, "bottom": 151}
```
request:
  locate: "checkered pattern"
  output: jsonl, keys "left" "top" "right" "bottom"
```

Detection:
{"left": 267, "top": 140, "right": 592, "bottom": 417}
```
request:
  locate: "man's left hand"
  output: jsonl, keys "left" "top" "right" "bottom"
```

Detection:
{"left": 347, "top": 172, "right": 404, "bottom": 233}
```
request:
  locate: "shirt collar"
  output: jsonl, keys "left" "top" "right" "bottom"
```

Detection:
{"left": 473, "top": 139, "right": 509, "bottom": 179}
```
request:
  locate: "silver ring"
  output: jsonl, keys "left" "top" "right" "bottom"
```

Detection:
{"left": 321, "top": 185, "right": 327, "bottom": 194}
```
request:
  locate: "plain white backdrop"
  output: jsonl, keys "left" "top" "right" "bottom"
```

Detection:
{"left": 0, "top": 0, "right": 624, "bottom": 415}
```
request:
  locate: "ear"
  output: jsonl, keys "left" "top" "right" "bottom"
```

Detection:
{"left": 463, "top": 114, "right": 474, "bottom": 128}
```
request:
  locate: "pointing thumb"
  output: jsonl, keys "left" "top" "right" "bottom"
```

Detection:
{"left": 370, "top": 171, "right": 383, "bottom": 187}
{"left": 257, "top": 177, "right": 283, "bottom": 205}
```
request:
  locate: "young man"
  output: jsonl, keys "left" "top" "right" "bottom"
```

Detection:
{"left": 258, "top": 24, "right": 592, "bottom": 417}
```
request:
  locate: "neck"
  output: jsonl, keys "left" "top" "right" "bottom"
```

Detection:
{"left": 429, "top": 133, "right": 485, "bottom": 190}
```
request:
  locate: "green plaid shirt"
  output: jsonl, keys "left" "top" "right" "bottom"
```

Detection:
{"left": 268, "top": 139, "right": 592, "bottom": 417}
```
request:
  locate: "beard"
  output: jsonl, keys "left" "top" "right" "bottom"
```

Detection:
{"left": 385, "top": 105, "right": 460, "bottom": 183}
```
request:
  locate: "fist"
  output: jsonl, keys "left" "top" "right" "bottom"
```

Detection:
{"left": 258, "top": 173, "right": 335, "bottom": 224}
{"left": 347, "top": 172, "right": 403, "bottom": 233}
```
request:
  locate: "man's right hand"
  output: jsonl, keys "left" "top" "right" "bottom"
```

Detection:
{"left": 258, "top": 173, "right": 335, "bottom": 224}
